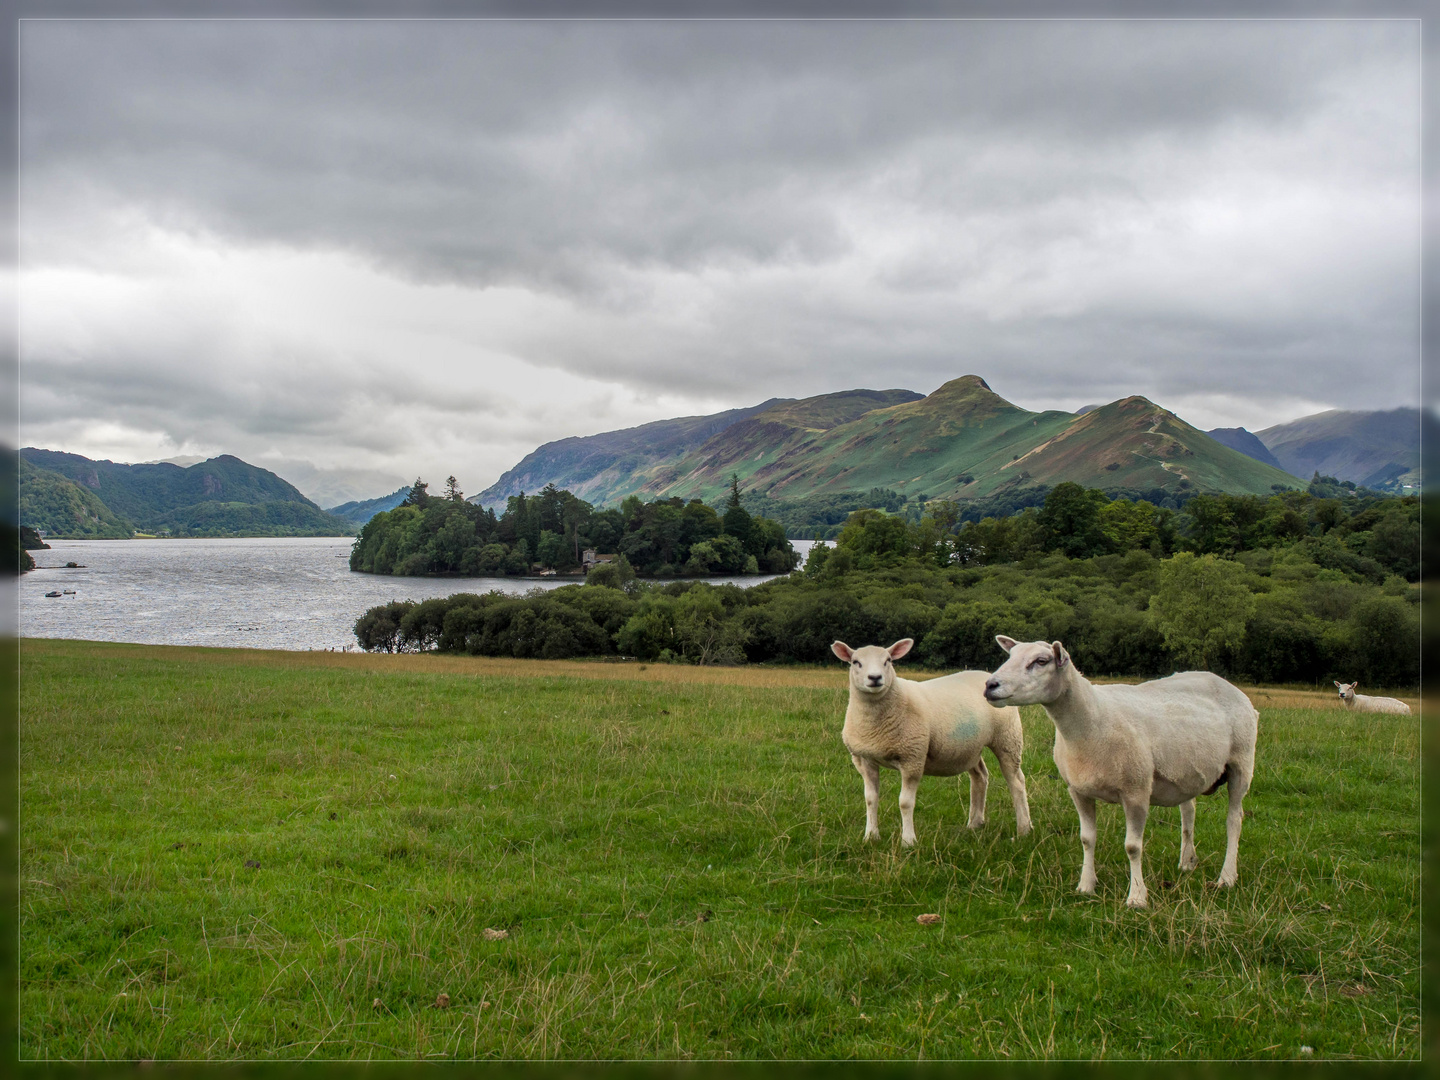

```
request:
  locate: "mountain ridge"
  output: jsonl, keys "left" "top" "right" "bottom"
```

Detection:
{"left": 18, "top": 449, "right": 356, "bottom": 538}
{"left": 1256, "top": 408, "right": 1423, "bottom": 491}
{"left": 474, "top": 376, "right": 1311, "bottom": 508}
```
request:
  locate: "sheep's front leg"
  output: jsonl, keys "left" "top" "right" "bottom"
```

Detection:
{"left": 851, "top": 754, "right": 881, "bottom": 842}
{"left": 898, "top": 767, "right": 923, "bottom": 847}
{"left": 966, "top": 757, "right": 989, "bottom": 830}
{"left": 993, "top": 745, "right": 1032, "bottom": 838}
{"left": 1069, "top": 789, "right": 1098, "bottom": 894}
{"left": 1122, "top": 795, "right": 1150, "bottom": 909}
{"left": 1217, "top": 765, "right": 1251, "bottom": 887}
{"left": 1178, "top": 798, "right": 1198, "bottom": 871}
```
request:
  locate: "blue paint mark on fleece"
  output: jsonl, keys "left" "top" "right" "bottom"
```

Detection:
{"left": 950, "top": 717, "right": 980, "bottom": 742}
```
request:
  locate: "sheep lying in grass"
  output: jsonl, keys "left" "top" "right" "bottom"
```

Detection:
{"left": 984, "top": 637, "right": 1257, "bottom": 908}
{"left": 1334, "top": 682, "right": 1411, "bottom": 715}
{"left": 833, "top": 637, "right": 1031, "bottom": 847}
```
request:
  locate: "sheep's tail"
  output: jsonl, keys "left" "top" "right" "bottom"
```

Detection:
{"left": 1202, "top": 765, "right": 1230, "bottom": 797}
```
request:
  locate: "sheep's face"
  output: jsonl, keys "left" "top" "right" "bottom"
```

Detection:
{"left": 984, "top": 636, "right": 1070, "bottom": 706}
{"left": 1335, "top": 681, "right": 1358, "bottom": 704}
{"left": 832, "top": 639, "right": 913, "bottom": 696}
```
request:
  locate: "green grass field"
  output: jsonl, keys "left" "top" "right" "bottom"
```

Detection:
{"left": 18, "top": 640, "right": 1421, "bottom": 1061}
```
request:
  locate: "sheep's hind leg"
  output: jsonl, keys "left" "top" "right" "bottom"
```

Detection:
{"left": 1069, "top": 789, "right": 1098, "bottom": 894}
{"left": 852, "top": 754, "right": 881, "bottom": 842}
{"left": 1179, "top": 798, "right": 1198, "bottom": 871}
{"left": 898, "top": 767, "right": 923, "bottom": 847}
{"left": 992, "top": 744, "right": 1032, "bottom": 838}
{"left": 1217, "top": 762, "right": 1251, "bottom": 887}
{"left": 1122, "top": 795, "right": 1150, "bottom": 909}
{"left": 966, "top": 757, "right": 989, "bottom": 830}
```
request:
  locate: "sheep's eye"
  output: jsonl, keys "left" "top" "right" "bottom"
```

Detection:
{"left": 852, "top": 660, "right": 859, "bottom": 666}
{"left": 1033, "top": 656, "right": 1049, "bottom": 667}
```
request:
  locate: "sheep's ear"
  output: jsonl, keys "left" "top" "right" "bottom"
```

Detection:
{"left": 1052, "top": 641, "right": 1069, "bottom": 668}
{"left": 1334, "top": 681, "right": 1343, "bottom": 689}
{"left": 888, "top": 638, "right": 914, "bottom": 661}
{"left": 995, "top": 635, "right": 1017, "bottom": 654}
{"left": 831, "top": 641, "right": 854, "bottom": 663}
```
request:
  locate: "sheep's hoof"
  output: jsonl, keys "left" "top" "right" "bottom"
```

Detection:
{"left": 863, "top": 831, "right": 879, "bottom": 843}
{"left": 1214, "top": 874, "right": 1237, "bottom": 888}
{"left": 1179, "top": 856, "right": 1198, "bottom": 872}
{"left": 1016, "top": 824, "right": 1033, "bottom": 839}
{"left": 1076, "top": 882, "right": 1097, "bottom": 895}
{"left": 901, "top": 837, "right": 916, "bottom": 848}
{"left": 1126, "top": 895, "right": 1149, "bottom": 909}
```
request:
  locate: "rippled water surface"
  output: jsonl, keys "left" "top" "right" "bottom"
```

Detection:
{"left": 21, "top": 537, "right": 815, "bottom": 652}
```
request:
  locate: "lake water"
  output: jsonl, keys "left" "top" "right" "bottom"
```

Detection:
{"left": 19, "top": 536, "right": 823, "bottom": 652}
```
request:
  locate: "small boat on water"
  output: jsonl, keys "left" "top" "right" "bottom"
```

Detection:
{"left": 44, "top": 591, "right": 62, "bottom": 597}
{"left": 62, "top": 589, "right": 76, "bottom": 594}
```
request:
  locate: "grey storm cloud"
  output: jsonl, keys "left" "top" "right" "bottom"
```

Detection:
{"left": 17, "top": 17, "right": 1421, "bottom": 499}
{"left": 25, "top": 20, "right": 1410, "bottom": 283}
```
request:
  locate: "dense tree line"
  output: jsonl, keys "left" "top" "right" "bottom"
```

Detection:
{"left": 744, "top": 482, "right": 1207, "bottom": 539}
{"left": 349, "top": 476, "right": 799, "bottom": 578}
{"left": 354, "top": 477, "right": 1420, "bottom": 688}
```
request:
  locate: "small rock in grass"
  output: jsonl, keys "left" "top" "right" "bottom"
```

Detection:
{"left": 1299, "top": 1046, "right": 1313, "bottom": 1056}
{"left": 483, "top": 927, "right": 509, "bottom": 941}
{"left": 916, "top": 913, "right": 941, "bottom": 925}
{"left": 696, "top": 909, "right": 712, "bottom": 923}
{"left": 244, "top": 860, "right": 260, "bottom": 869}
{"left": 372, "top": 998, "right": 382, "bottom": 1010}
{"left": 435, "top": 993, "right": 451, "bottom": 1009}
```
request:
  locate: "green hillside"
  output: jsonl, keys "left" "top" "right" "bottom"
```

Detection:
{"left": 645, "top": 375, "right": 1304, "bottom": 503}
{"left": 18, "top": 458, "right": 134, "bottom": 538}
{"left": 18, "top": 450, "right": 355, "bottom": 538}
{"left": 637, "top": 388, "right": 927, "bottom": 500}
{"left": 985, "top": 394, "right": 1303, "bottom": 497}
{"left": 475, "top": 375, "right": 1305, "bottom": 508}
{"left": 472, "top": 398, "right": 792, "bottom": 508}
{"left": 716, "top": 376, "right": 1076, "bottom": 502}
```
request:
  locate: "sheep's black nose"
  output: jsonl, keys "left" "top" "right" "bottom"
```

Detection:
{"left": 867, "top": 674, "right": 882, "bottom": 686}
{"left": 984, "top": 678, "right": 1001, "bottom": 697}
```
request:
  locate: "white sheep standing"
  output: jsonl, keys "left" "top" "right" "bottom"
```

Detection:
{"left": 984, "top": 636, "right": 1257, "bottom": 908}
{"left": 833, "top": 638, "right": 1031, "bottom": 847}
{"left": 1334, "top": 682, "right": 1411, "bottom": 715}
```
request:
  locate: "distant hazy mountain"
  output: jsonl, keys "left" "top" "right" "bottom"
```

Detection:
{"left": 1205, "top": 427, "right": 1292, "bottom": 475}
{"left": 477, "top": 376, "right": 1300, "bottom": 507}
{"left": 19, "top": 449, "right": 356, "bottom": 537}
{"left": 1255, "top": 408, "right": 1421, "bottom": 492}
{"left": 327, "top": 487, "right": 410, "bottom": 526}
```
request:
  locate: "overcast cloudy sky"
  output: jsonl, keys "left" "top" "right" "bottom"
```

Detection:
{"left": 18, "top": 17, "right": 1420, "bottom": 505}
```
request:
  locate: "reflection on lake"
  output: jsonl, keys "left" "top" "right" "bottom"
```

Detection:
{"left": 20, "top": 536, "right": 821, "bottom": 652}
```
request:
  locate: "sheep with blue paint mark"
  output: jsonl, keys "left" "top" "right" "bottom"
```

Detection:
{"left": 832, "top": 638, "right": 1031, "bottom": 846}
